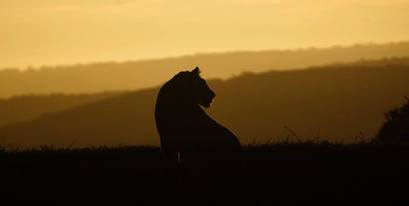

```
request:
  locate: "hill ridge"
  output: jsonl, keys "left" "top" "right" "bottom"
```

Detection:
{"left": 1, "top": 57, "right": 409, "bottom": 148}
{"left": 1, "top": 42, "right": 409, "bottom": 98}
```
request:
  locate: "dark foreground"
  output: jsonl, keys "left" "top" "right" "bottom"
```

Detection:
{"left": 1, "top": 142, "right": 408, "bottom": 204}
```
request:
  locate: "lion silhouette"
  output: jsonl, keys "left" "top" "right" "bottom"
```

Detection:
{"left": 155, "top": 67, "right": 241, "bottom": 171}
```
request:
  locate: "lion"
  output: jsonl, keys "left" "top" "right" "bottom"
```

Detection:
{"left": 154, "top": 67, "right": 241, "bottom": 172}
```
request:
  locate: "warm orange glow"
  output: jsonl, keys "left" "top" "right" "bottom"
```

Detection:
{"left": 1, "top": 0, "right": 409, "bottom": 69}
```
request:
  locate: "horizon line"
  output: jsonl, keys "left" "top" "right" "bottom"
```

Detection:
{"left": 1, "top": 40, "right": 408, "bottom": 71}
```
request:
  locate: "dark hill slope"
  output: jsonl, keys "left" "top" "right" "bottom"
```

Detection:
{"left": 0, "top": 92, "right": 120, "bottom": 127}
{"left": 1, "top": 58, "right": 409, "bottom": 148}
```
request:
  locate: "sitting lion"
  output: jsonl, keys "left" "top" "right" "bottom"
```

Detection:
{"left": 154, "top": 67, "right": 241, "bottom": 172}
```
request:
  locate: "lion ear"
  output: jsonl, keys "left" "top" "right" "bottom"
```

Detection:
{"left": 191, "top": 67, "right": 201, "bottom": 75}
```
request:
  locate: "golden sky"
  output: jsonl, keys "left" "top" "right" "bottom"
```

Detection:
{"left": 1, "top": 0, "right": 409, "bottom": 69}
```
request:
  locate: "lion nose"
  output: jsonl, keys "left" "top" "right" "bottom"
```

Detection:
{"left": 211, "top": 91, "right": 216, "bottom": 98}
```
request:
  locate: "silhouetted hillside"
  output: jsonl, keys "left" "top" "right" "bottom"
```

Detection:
{"left": 1, "top": 58, "right": 409, "bottom": 148}
{"left": 1, "top": 42, "right": 409, "bottom": 98}
{"left": 0, "top": 92, "right": 120, "bottom": 127}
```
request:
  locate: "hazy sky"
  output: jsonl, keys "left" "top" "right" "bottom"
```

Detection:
{"left": 1, "top": 0, "right": 409, "bottom": 69}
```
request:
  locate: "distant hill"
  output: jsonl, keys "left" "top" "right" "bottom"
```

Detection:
{"left": 1, "top": 42, "right": 409, "bottom": 98}
{"left": 1, "top": 58, "right": 409, "bottom": 148}
{"left": 0, "top": 92, "right": 120, "bottom": 128}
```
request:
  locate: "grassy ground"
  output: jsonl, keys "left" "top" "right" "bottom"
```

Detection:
{"left": 1, "top": 142, "right": 408, "bottom": 203}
